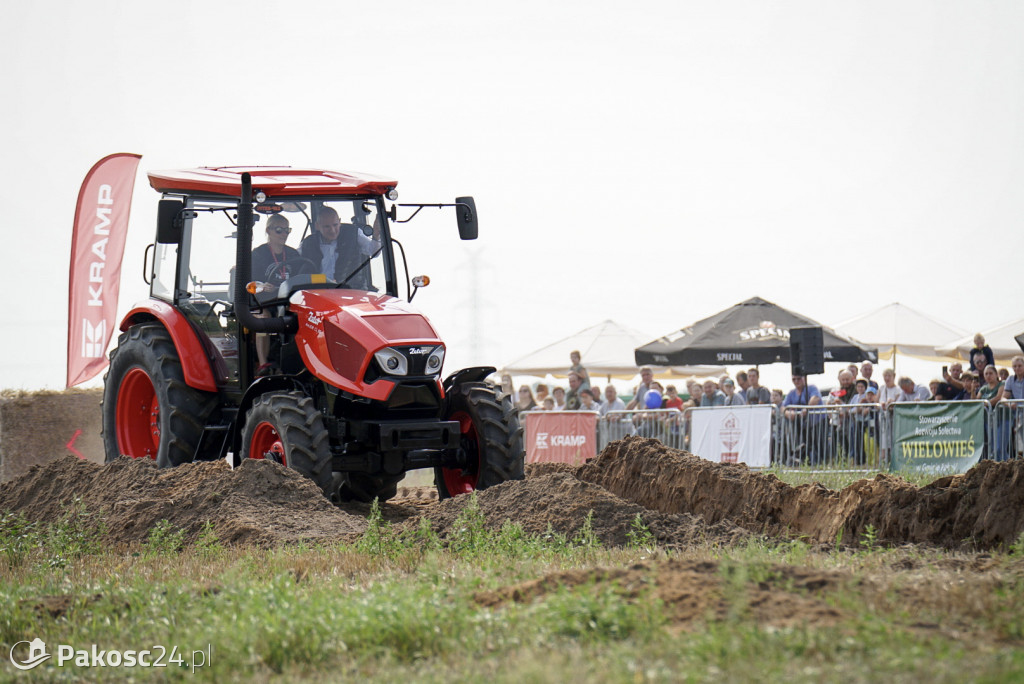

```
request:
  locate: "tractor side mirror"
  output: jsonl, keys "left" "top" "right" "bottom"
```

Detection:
{"left": 455, "top": 196, "right": 478, "bottom": 240}
{"left": 156, "top": 199, "right": 184, "bottom": 244}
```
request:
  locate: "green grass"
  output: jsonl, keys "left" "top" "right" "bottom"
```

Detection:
{"left": 3, "top": 493, "right": 1024, "bottom": 682}
{"left": 768, "top": 464, "right": 942, "bottom": 490}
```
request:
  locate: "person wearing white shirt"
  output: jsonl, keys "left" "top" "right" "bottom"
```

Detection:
{"left": 895, "top": 376, "right": 930, "bottom": 402}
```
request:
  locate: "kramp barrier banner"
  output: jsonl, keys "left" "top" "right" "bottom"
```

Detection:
{"left": 524, "top": 411, "right": 597, "bottom": 466}
{"left": 690, "top": 405, "right": 773, "bottom": 467}
{"left": 891, "top": 401, "right": 985, "bottom": 474}
{"left": 66, "top": 153, "right": 142, "bottom": 387}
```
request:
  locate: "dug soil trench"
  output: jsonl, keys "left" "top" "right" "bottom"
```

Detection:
{"left": 2, "top": 436, "right": 1024, "bottom": 550}
{"left": 578, "top": 437, "right": 1024, "bottom": 549}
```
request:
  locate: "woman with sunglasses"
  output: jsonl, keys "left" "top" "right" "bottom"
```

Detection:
{"left": 251, "top": 214, "right": 304, "bottom": 286}
{"left": 250, "top": 213, "right": 306, "bottom": 374}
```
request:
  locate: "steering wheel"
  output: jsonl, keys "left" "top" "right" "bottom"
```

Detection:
{"left": 262, "top": 257, "right": 317, "bottom": 284}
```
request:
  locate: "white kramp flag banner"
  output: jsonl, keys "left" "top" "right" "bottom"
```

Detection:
{"left": 690, "top": 406, "right": 773, "bottom": 467}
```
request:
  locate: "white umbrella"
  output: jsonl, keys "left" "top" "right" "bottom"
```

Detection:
{"left": 502, "top": 319, "right": 724, "bottom": 380}
{"left": 937, "top": 318, "right": 1024, "bottom": 363}
{"left": 833, "top": 302, "right": 967, "bottom": 363}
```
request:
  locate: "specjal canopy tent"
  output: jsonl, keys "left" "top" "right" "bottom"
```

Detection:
{"left": 634, "top": 297, "right": 878, "bottom": 367}
{"left": 502, "top": 319, "right": 725, "bottom": 380}
{"left": 937, "top": 318, "right": 1024, "bottom": 363}
{"left": 833, "top": 302, "right": 967, "bottom": 363}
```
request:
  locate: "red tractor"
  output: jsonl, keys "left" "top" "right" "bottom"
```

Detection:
{"left": 101, "top": 166, "right": 524, "bottom": 502}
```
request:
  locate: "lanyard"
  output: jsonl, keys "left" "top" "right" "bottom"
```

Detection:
{"left": 271, "top": 248, "right": 287, "bottom": 279}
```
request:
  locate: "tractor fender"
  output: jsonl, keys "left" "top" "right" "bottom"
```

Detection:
{"left": 120, "top": 301, "right": 218, "bottom": 392}
{"left": 230, "top": 375, "right": 306, "bottom": 459}
{"left": 443, "top": 366, "right": 497, "bottom": 395}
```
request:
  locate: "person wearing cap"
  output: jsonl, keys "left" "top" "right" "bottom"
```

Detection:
{"left": 721, "top": 378, "right": 746, "bottom": 406}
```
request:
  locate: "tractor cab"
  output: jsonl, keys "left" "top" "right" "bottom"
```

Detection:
{"left": 104, "top": 166, "right": 521, "bottom": 503}
{"left": 149, "top": 189, "right": 397, "bottom": 391}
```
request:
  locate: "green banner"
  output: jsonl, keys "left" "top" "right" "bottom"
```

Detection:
{"left": 891, "top": 401, "right": 986, "bottom": 474}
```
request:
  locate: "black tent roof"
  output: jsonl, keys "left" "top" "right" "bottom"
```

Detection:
{"left": 634, "top": 297, "right": 878, "bottom": 367}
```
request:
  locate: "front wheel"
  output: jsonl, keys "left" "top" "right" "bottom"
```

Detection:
{"left": 435, "top": 382, "right": 525, "bottom": 499}
{"left": 240, "top": 391, "right": 333, "bottom": 497}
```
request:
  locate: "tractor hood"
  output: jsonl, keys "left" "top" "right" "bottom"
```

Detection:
{"left": 289, "top": 289, "right": 445, "bottom": 401}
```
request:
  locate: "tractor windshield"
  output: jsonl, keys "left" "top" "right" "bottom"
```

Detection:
{"left": 167, "top": 196, "right": 393, "bottom": 306}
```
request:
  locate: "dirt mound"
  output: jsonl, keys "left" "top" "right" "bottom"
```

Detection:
{"left": 0, "top": 455, "right": 367, "bottom": 546}
{"left": 5, "top": 434, "right": 1024, "bottom": 552}
{"left": 403, "top": 472, "right": 750, "bottom": 549}
{"left": 524, "top": 462, "right": 577, "bottom": 478}
{"left": 580, "top": 437, "right": 1024, "bottom": 549}
{"left": 475, "top": 558, "right": 846, "bottom": 631}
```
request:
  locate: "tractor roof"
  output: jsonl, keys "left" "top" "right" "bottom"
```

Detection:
{"left": 148, "top": 166, "right": 398, "bottom": 198}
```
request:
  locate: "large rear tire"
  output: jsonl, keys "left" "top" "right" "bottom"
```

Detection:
{"left": 102, "top": 323, "right": 215, "bottom": 467}
{"left": 435, "top": 382, "right": 524, "bottom": 499}
{"left": 240, "top": 391, "right": 333, "bottom": 497}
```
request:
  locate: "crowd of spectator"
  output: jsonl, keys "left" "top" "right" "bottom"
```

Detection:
{"left": 505, "top": 334, "right": 1024, "bottom": 416}
{"left": 499, "top": 338, "right": 1024, "bottom": 464}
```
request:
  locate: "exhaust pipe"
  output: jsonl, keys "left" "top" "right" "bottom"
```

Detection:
{"left": 234, "top": 173, "right": 295, "bottom": 334}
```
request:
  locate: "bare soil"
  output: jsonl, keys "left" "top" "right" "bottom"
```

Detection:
{"left": 2, "top": 435, "right": 1024, "bottom": 552}
{"left": 0, "top": 456, "right": 367, "bottom": 546}
{"left": 475, "top": 558, "right": 848, "bottom": 632}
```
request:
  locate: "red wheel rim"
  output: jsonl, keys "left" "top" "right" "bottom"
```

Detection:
{"left": 116, "top": 367, "right": 160, "bottom": 459}
{"left": 442, "top": 411, "right": 479, "bottom": 495}
{"left": 249, "top": 421, "right": 288, "bottom": 467}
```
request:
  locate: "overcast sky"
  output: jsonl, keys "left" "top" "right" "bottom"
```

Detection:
{"left": 2, "top": 1, "right": 1022, "bottom": 391}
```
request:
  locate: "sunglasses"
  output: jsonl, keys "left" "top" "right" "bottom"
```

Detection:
{"left": 271, "top": 227, "right": 291, "bottom": 235}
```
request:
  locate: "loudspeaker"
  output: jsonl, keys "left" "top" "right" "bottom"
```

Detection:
{"left": 790, "top": 326, "right": 824, "bottom": 377}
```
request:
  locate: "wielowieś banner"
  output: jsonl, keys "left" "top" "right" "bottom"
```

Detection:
{"left": 891, "top": 401, "right": 985, "bottom": 474}
{"left": 690, "top": 406, "right": 773, "bottom": 467}
{"left": 524, "top": 411, "right": 597, "bottom": 466}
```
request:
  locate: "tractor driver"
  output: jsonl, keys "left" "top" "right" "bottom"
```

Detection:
{"left": 300, "top": 205, "right": 381, "bottom": 289}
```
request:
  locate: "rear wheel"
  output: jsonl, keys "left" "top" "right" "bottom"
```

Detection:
{"left": 435, "top": 382, "right": 524, "bottom": 499}
{"left": 102, "top": 323, "right": 215, "bottom": 467}
{"left": 241, "top": 391, "right": 333, "bottom": 496}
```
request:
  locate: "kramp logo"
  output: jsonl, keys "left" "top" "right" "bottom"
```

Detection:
{"left": 9, "top": 638, "right": 51, "bottom": 670}
{"left": 534, "top": 432, "right": 588, "bottom": 449}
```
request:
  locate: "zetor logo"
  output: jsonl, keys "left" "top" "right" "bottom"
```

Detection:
{"left": 535, "top": 432, "right": 587, "bottom": 449}
{"left": 408, "top": 347, "right": 429, "bottom": 355}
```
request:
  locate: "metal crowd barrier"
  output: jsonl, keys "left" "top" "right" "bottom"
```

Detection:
{"left": 598, "top": 409, "right": 686, "bottom": 451}
{"left": 987, "top": 398, "right": 1024, "bottom": 462}
{"left": 773, "top": 403, "right": 884, "bottom": 469}
{"left": 525, "top": 397, "right": 1024, "bottom": 472}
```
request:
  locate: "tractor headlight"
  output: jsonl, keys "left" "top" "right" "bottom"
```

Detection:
{"left": 426, "top": 346, "right": 445, "bottom": 374}
{"left": 374, "top": 348, "right": 409, "bottom": 376}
